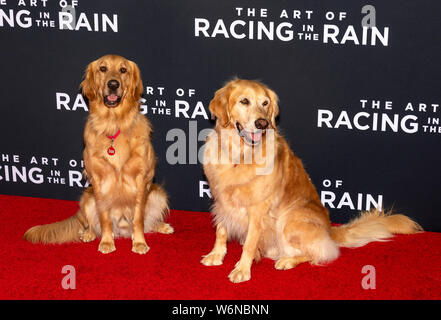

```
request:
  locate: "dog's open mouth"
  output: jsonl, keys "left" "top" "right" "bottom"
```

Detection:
{"left": 236, "top": 122, "right": 265, "bottom": 145}
{"left": 104, "top": 93, "right": 121, "bottom": 107}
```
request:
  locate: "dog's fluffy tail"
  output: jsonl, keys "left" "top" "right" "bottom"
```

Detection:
{"left": 331, "top": 208, "right": 422, "bottom": 248}
{"left": 23, "top": 213, "right": 84, "bottom": 244}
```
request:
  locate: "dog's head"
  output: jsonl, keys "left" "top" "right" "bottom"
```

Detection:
{"left": 80, "top": 54, "right": 143, "bottom": 108}
{"left": 209, "top": 79, "right": 279, "bottom": 146}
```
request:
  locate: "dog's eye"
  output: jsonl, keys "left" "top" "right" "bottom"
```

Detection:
{"left": 120, "top": 67, "right": 127, "bottom": 73}
{"left": 240, "top": 98, "right": 249, "bottom": 105}
{"left": 99, "top": 66, "right": 107, "bottom": 72}
{"left": 262, "top": 100, "right": 269, "bottom": 107}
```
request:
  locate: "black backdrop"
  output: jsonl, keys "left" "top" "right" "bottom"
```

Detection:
{"left": 1, "top": 0, "right": 440, "bottom": 230}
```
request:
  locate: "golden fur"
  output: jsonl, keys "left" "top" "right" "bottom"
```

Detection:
{"left": 201, "top": 79, "right": 422, "bottom": 283}
{"left": 23, "top": 55, "right": 173, "bottom": 254}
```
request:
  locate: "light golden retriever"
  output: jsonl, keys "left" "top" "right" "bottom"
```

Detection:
{"left": 24, "top": 54, "right": 173, "bottom": 254}
{"left": 201, "top": 79, "right": 422, "bottom": 283}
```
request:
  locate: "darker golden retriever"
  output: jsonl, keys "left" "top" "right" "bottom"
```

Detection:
{"left": 201, "top": 79, "right": 422, "bottom": 283}
{"left": 24, "top": 54, "right": 173, "bottom": 254}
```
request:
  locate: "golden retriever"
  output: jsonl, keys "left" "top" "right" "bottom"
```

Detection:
{"left": 201, "top": 79, "right": 422, "bottom": 283}
{"left": 24, "top": 54, "right": 173, "bottom": 254}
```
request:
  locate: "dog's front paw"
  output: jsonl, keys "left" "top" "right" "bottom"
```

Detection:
{"left": 132, "top": 242, "right": 150, "bottom": 254}
{"left": 98, "top": 241, "right": 116, "bottom": 254}
{"left": 228, "top": 266, "right": 251, "bottom": 283}
{"left": 201, "top": 252, "right": 224, "bottom": 266}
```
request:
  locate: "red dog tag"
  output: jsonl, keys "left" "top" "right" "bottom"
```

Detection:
{"left": 107, "top": 146, "right": 115, "bottom": 156}
{"left": 106, "top": 130, "right": 120, "bottom": 156}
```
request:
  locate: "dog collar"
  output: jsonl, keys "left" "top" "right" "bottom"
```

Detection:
{"left": 107, "top": 129, "right": 120, "bottom": 156}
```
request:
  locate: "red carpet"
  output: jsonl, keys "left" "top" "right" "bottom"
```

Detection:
{"left": 0, "top": 194, "right": 440, "bottom": 300}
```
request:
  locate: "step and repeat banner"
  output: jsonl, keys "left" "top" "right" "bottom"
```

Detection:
{"left": 0, "top": 0, "right": 440, "bottom": 230}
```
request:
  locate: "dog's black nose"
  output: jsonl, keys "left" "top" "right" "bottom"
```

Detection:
{"left": 255, "top": 118, "right": 269, "bottom": 130}
{"left": 107, "top": 80, "right": 119, "bottom": 90}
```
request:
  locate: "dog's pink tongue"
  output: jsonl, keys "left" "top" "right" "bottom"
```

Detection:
{"left": 107, "top": 94, "right": 118, "bottom": 102}
{"left": 251, "top": 131, "right": 262, "bottom": 142}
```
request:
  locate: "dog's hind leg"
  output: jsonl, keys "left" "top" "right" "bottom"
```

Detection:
{"left": 275, "top": 255, "right": 311, "bottom": 270}
{"left": 153, "top": 222, "right": 174, "bottom": 234}
{"left": 143, "top": 184, "right": 172, "bottom": 234}
{"left": 78, "top": 187, "right": 98, "bottom": 243}
{"left": 276, "top": 207, "right": 339, "bottom": 270}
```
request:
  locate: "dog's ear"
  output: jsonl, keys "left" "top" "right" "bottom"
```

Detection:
{"left": 265, "top": 87, "right": 279, "bottom": 129}
{"left": 80, "top": 60, "right": 97, "bottom": 101}
{"left": 129, "top": 61, "right": 143, "bottom": 102}
{"left": 209, "top": 84, "right": 231, "bottom": 127}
